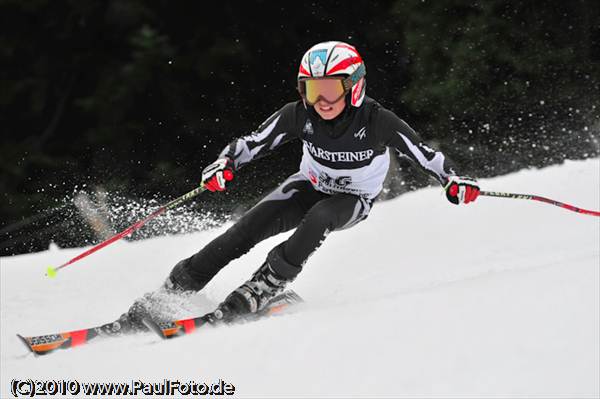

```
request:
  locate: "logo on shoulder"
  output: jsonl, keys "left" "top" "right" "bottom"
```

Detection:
{"left": 303, "top": 119, "right": 314, "bottom": 135}
{"left": 354, "top": 126, "right": 366, "bottom": 141}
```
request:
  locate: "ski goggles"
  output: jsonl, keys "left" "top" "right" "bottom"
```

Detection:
{"left": 298, "top": 64, "right": 366, "bottom": 106}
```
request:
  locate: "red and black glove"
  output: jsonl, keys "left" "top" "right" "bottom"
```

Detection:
{"left": 444, "top": 176, "right": 480, "bottom": 205}
{"left": 202, "top": 158, "right": 234, "bottom": 192}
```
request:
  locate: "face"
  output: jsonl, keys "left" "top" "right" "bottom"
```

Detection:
{"left": 313, "top": 96, "right": 346, "bottom": 120}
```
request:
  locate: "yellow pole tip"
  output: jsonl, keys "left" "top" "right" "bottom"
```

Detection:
{"left": 46, "top": 267, "right": 57, "bottom": 278}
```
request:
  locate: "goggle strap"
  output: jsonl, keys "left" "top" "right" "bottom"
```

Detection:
{"left": 342, "top": 64, "right": 366, "bottom": 91}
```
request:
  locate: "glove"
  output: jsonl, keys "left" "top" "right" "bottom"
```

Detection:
{"left": 444, "top": 176, "right": 480, "bottom": 205}
{"left": 202, "top": 158, "right": 234, "bottom": 192}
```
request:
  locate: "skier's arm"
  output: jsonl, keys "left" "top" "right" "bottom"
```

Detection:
{"left": 376, "top": 108, "right": 480, "bottom": 204}
{"left": 218, "top": 102, "right": 299, "bottom": 170}
{"left": 377, "top": 108, "right": 455, "bottom": 185}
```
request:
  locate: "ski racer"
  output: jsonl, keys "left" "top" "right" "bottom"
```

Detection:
{"left": 122, "top": 40, "right": 480, "bottom": 328}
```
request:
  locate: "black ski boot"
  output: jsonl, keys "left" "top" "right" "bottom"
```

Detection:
{"left": 215, "top": 243, "right": 302, "bottom": 322}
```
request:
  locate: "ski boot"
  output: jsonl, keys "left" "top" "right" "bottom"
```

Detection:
{"left": 214, "top": 243, "right": 302, "bottom": 323}
{"left": 119, "top": 259, "right": 205, "bottom": 332}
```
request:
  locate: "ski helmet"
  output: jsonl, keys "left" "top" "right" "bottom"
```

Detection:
{"left": 298, "top": 41, "right": 367, "bottom": 108}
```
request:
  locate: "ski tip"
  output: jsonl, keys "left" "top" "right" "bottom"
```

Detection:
{"left": 46, "top": 266, "right": 57, "bottom": 279}
{"left": 16, "top": 334, "right": 36, "bottom": 355}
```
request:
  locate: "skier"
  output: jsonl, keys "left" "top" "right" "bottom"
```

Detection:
{"left": 123, "top": 41, "right": 480, "bottom": 328}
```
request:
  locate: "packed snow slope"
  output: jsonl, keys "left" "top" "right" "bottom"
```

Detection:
{"left": 1, "top": 158, "right": 599, "bottom": 398}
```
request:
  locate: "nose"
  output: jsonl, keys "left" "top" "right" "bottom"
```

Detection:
{"left": 315, "top": 98, "right": 330, "bottom": 107}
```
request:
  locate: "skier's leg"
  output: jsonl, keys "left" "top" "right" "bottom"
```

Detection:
{"left": 167, "top": 173, "right": 325, "bottom": 292}
{"left": 283, "top": 193, "right": 373, "bottom": 266}
{"left": 122, "top": 174, "right": 324, "bottom": 330}
{"left": 216, "top": 193, "right": 373, "bottom": 319}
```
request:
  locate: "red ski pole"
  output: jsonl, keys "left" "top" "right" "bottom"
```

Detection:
{"left": 480, "top": 190, "right": 600, "bottom": 217}
{"left": 46, "top": 185, "right": 207, "bottom": 278}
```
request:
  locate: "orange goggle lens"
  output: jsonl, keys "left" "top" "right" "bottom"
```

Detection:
{"left": 299, "top": 78, "right": 346, "bottom": 105}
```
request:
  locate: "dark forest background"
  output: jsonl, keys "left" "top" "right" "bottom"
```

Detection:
{"left": 1, "top": 0, "right": 599, "bottom": 256}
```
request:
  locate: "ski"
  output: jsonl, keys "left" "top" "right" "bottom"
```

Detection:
{"left": 17, "top": 318, "right": 129, "bottom": 356}
{"left": 17, "top": 290, "right": 303, "bottom": 355}
{"left": 143, "top": 290, "right": 303, "bottom": 340}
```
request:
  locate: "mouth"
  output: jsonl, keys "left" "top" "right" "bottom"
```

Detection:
{"left": 317, "top": 104, "right": 334, "bottom": 113}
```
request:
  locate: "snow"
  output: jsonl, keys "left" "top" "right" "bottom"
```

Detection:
{"left": 1, "top": 158, "right": 599, "bottom": 398}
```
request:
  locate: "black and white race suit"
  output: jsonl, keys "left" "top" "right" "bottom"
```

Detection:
{"left": 222, "top": 97, "right": 455, "bottom": 199}
{"left": 171, "top": 97, "right": 457, "bottom": 291}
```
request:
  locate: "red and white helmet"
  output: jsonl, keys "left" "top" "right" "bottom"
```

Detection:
{"left": 298, "top": 41, "right": 367, "bottom": 107}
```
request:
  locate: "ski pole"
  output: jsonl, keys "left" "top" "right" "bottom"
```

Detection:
{"left": 480, "top": 190, "right": 600, "bottom": 217}
{"left": 46, "top": 185, "right": 207, "bottom": 278}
